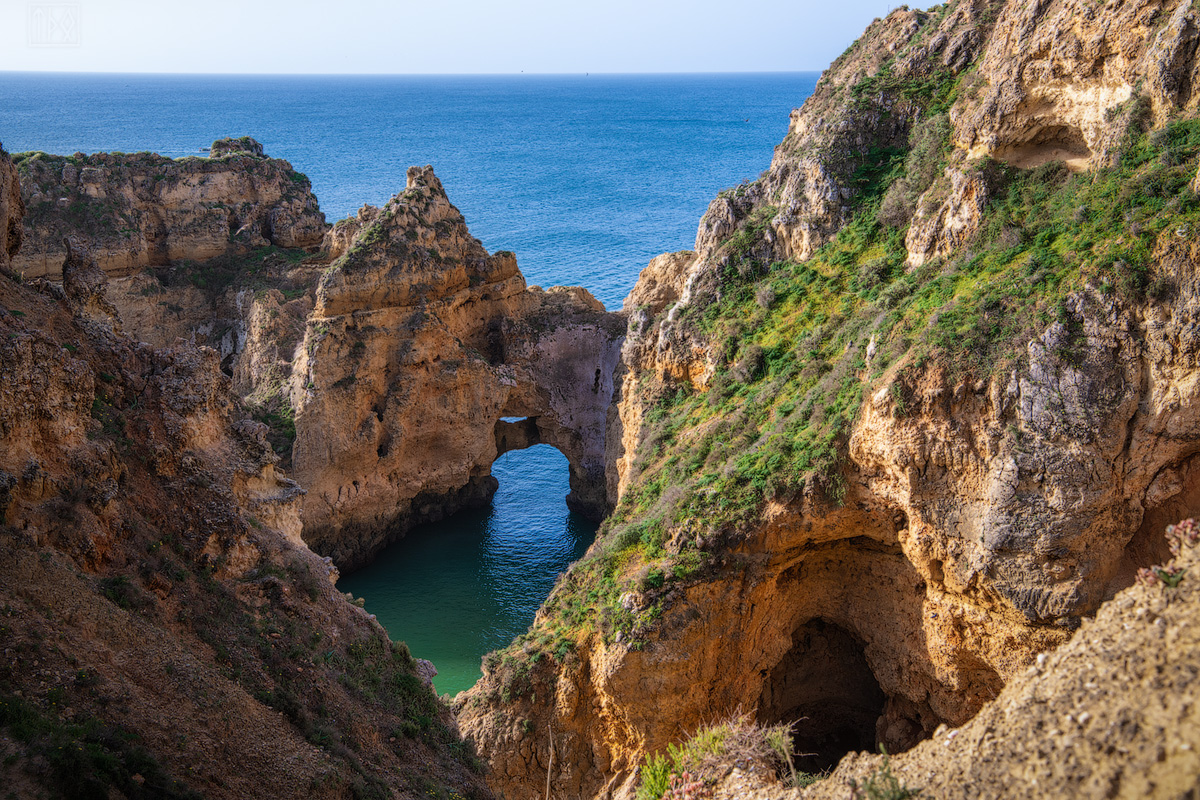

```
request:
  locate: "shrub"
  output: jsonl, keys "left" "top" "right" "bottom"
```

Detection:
{"left": 849, "top": 751, "right": 920, "bottom": 799}
{"left": 634, "top": 715, "right": 817, "bottom": 800}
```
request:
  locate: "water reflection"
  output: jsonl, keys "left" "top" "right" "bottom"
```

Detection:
{"left": 339, "top": 445, "right": 597, "bottom": 695}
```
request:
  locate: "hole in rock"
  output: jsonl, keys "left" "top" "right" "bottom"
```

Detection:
{"left": 757, "top": 618, "right": 886, "bottom": 773}
{"left": 994, "top": 124, "right": 1092, "bottom": 171}
{"left": 495, "top": 417, "right": 541, "bottom": 456}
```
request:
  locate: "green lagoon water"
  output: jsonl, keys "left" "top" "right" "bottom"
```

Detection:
{"left": 339, "top": 445, "right": 596, "bottom": 696}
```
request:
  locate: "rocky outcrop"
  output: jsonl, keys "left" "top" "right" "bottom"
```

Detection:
{"left": 0, "top": 142, "right": 23, "bottom": 277}
{"left": 607, "top": 250, "right": 701, "bottom": 501}
{"left": 676, "top": 0, "right": 1200, "bottom": 299}
{"left": 601, "top": 519, "right": 1200, "bottom": 800}
{"left": 61, "top": 237, "right": 123, "bottom": 336}
{"left": 459, "top": 1, "right": 1200, "bottom": 798}
{"left": 292, "top": 166, "right": 625, "bottom": 568}
{"left": 11, "top": 138, "right": 327, "bottom": 279}
{"left": 752, "top": 0, "right": 996, "bottom": 264}
{"left": 902, "top": 165, "right": 990, "bottom": 267}
{"left": 958, "top": 0, "right": 1200, "bottom": 168}
{"left": 0, "top": 145, "right": 490, "bottom": 799}
{"left": 791, "top": 519, "right": 1200, "bottom": 799}
{"left": 210, "top": 135, "right": 266, "bottom": 158}
{"left": 322, "top": 203, "right": 381, "bottom": 260}
{"left": 8, "top": 144, "right": 628, "bottom": 571}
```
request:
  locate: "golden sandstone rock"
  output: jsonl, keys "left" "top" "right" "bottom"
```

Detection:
{"left": 457, "top": 1, "right": 1200, "bottom": 798}
{"left": 11, "top": 137, "right": 327, "bottom": 279}
{"left": 292, "top": 166, "right": 625, "bottom": 567}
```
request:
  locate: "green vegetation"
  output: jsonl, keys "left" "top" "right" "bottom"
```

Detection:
{"left": 634, "top": 715, "right": 816, "bottom": 800}
{"left": 170, "top": 245, "right": 310, "bottom": 297}
{"left": 506, "top": 102, "right": 1200, "bottom": 662}
{"left": 171, "top": 545, "right": 483, "bottom": 790}
{"left": 250, "top": 401, "right": 297, "bottom": 461}
{"left": 0, "top": 694, "right": 200, "bottom": 800}
{"left": 849, "top": 751, "right": 921, "bottom": 799}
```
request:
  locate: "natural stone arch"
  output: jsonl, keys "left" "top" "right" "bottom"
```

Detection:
{"left": 290, "top": 166, "right": 625, "bottom": 569}
{"left": 493, "top": 411, "right": 605, "bottom": 519}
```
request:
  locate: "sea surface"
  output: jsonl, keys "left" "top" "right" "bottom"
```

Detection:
{"left": 1, "top": 71, "right": 819, "bottom": 693}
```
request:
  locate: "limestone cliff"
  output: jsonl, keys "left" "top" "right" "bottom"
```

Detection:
{"left": 0, "top": 142, "right": 23, "bottom": 277}
{"left": 596, "top": 518, "right": 1200, "bottom": 800}
{"left": 8, "top": 141, "right": 627, "bottom": 572}
{"left": 792, "top": 517, "right": 1200, "bottom": 798}
{"left": 0, "top": 148, "right": 490, "bottom": 799}
{"left": 459, "top": 1, "right": 1200, "bottom": 798}
{"left": 292, "top": 166, "right": 625, "bottom": 568}
{"left": 11, "top": 137, "right": 327, "bottom": 279}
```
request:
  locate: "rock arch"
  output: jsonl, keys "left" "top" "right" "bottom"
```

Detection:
{"left": 290, "top": 167, "right": 625, "bottom": 570}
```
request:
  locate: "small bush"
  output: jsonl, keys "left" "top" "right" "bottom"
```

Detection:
{"left": 634, "top": 715, "right": 816, "bottom": 800}
{"left": 850, "top": 751, "right": 920, "bottom": 799}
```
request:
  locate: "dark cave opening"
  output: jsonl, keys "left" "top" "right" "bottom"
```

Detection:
{"left": 757, "top": 618, "right": 887, "bottom": 774}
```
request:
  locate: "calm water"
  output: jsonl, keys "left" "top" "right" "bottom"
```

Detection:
{"left": 1, "top": 71, "right": 819, "bottom": 691}
{"left": 341, "top": 446, "right": 595, "bottom": 695}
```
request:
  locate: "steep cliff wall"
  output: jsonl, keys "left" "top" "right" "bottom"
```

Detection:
{"left": 11, "top": 137, "right": 327, "bottom": 279}
{"left": 0, "top": 142, "right": 23, "bottom": 277}
{"left": 9, "top": 141, "right": 627, "bottom": 571}
{"left": 292, "top": 166, "right": 625, "bottom": 568}
{"left": 459, "top": 1, "right": 1200, "bottom": 797}
{"left": 0, "top": 148, "right": 490, "bottom": 799}
{"left": 592, "top": 518, "right": 1200, "bottom": 800}
{"left": 795, "top": 518, "right": 1200, "bottom": 799}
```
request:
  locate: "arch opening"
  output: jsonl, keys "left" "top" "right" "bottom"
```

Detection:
{"left": 495, "top": 416, "right": 542, "bottom": 456}
{"left": 491, "top": 415, "right": 606, "bottom": 520}
{"left": 757, "top": 618, "right": 886, "bottom": 774}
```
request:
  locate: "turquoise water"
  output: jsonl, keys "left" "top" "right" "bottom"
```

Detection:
{"left": 2, "top": 71, "right": 819, "bottom": 691}
{"left": 340, "top": 446, "right": 595, "bottom": 696}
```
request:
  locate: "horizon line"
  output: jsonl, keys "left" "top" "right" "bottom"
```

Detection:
{"left": 0, "top": 68, "right": 825, "bottom": 78}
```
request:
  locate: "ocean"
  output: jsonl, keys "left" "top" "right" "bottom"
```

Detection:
{"left": 1, "top": 71, "right": 819, "bottom": 693}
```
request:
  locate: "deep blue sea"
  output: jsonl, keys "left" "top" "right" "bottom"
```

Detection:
{"left": 1, "top": 71, "right": 819, "bottom": 693}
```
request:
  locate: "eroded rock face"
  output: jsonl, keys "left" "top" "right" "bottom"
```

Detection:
{"left": 322, "top": 203, "right": 380, "bottom": 261}
{"left": 61, "top": 237, "right": 123, "bottom": 337}
{"left": 958, "top": 0, "right": 1200, "bottom": 168}
{"left": 798, "top": 524, "right": 1200, "bottom": 800}
{"left": 607, "top": 250, "right": 701, "bottom": 501}
{"left": 756, "top": 0, "right": 995, "bottom": 264}
{"left": 12, "top": 138, "right": 328, "bottom": 279}
{"left": 0, "top": 145, "right": 490, "bottom": 799}
{"left": 292, "top": 166, "right": 625, "bottom": 568}
{"left": 464, "top": 249, "right": 1200, "bottom": 800}
{"left": 458, "top": 2, "right": 1200, "bottom": 797}
{"left": 903, "top": 166, "right": 990, "bottom": 268}
{"left": 0, "top": 144, "right": 23, "bottom": 277}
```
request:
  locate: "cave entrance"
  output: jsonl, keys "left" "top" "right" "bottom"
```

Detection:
{"left": 994, "top": 124, "right": 1093, "bottom": 171}
{"left": 757, "top": 618, "right": 886, "bottom": 773}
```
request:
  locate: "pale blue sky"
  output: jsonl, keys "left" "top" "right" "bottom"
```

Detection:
{"left": 2, "top": 0, "right": 913, "bottom": 74}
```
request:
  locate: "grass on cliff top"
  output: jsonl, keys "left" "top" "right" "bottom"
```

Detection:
{"left": 635, "top": 714, "right": 818, "bottom": 800}
{"left": 501, "top": 111, "right": 1200, "bottom": 663}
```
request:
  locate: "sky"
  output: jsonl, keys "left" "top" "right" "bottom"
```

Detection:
{"left": 1, "top": 0, "right": 911, "bottom": 74}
